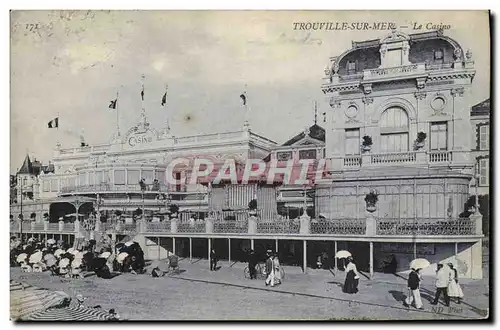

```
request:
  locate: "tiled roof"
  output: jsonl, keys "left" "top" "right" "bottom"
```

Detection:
{"left": 282, "top": 124, "right": 325, "bottom": 146}
{"left": 17, "top": 155, "right": 33, "bottom": 175}
{"left": 471, "top": 98, "right": 490, "bottom": 116}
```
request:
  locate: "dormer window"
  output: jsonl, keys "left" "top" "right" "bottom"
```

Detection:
{"left": 434, "top": 49, "right": 444, "bottom": 62}
{"left": 346, "top": 61, "right": 357, "bottom": 74}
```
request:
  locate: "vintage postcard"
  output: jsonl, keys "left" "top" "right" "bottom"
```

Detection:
{"left": 9, "top": 10, "right": 490, "bottom": 321}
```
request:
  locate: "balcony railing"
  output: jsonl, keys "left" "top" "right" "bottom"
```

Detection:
{"left": 213, "top": 221, "right": 248, "bottom": 234}
{"left": 10, "top": 217, "right": 480, "bottom": 237}
{"left": 371, "top": 151, "right": 416, "bottom": 164}
{"left": 257, "top": 220, "right": 300, "bottom": 234}
{"left": 60, "top": 183, "right": 169, "bottom": 194}
{"left": 177, "top": 222, "right": 206, "bottom": 233}
{"left": 344, "top": 155, "right": 362, "bottom": 167}
{"left": 145, "top": 221, "right": 171, "bottom": 233}
{"left": 376, "top": 218, "right": 476, "bottom": 236}
{"left": 310, "top": 219, "right": 366, "bottom": 235}
{"left": 428, "top": 150, "right": 452, "bottom": 163}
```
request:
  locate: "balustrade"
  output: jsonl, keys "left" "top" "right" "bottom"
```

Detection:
{"left": 371, "top": 151, "right": 417, "bottom": 164}
{"left": 145, "top": 221, "right": 171, "bottom": 233}
{"left": 428, "top": 150, "right": 452, "bottom": 163}
{"left": 213, "top": 220, "right": 248, "bottom": 234}
{"left": 344, "top": 155, "right": 362, "bottom": 167}
{"left": 310, "top": 219, "right": 366, "bottom": 235}
{"left": 177, "top": 222, "right": 206, "bottom": 233}
{"left": 376, "top": 218, "right": 475, "bottom": 235}
{"left": 257, "top": 220, "right": 300, "bottom": 234}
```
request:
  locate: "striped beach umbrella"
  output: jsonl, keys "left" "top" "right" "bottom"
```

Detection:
{"left": 22, "top": 306, "right": 113, "bottom": 321}
{"left": 10, "top": 289, "right": 70, "bottom": 320}
{"left": 10, "top": 280, "right": 35, "bottom": 292}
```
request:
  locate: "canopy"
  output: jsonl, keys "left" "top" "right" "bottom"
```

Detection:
{"left": 22, "top": 306, "right": 113, "bottom": 321}
{"left": 10, "top": 287, "right": 70, "bottom": 320}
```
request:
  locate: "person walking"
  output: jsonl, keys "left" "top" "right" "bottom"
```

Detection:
{"left": 265, "top": 250, "right": 275, "bottom": 287}
{"left": 248, "top": 249, "right": 257, "bottom": 279}
{"left": 343, "top": 256, "right": 360, "bottom": 294}
{"left": 431, "top": 263, "right": 451, "bottom": 306}
{"left": 210, "top": 248, "right": 217, "bottom": 271}
{"left": 447, "top": 263, "right": 464, "bottom": 304}
{"left": 273, "top": 253, "right": 282, "bottom": 285}
{"left": 404, "top": 268, "right": 423, "bottom": 309}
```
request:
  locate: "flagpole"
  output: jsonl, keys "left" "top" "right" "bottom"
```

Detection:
{"left": 56, "top": 111, "right": 60, "bottom": 147}
{"left": 141, "top": 74, "right": 146, "bottom": 122}
{"left": 116, "top": 90, "right": 120, "bottom": 136}
{"left": 165, "top": 83, "right": 170, "bottom": 132}
{"left": 243, "top": 84, "right": 249, "bottom": 128}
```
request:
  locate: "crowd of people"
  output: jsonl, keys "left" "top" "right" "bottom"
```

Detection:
{"left": 404, "top": 262, "right": 464, "bottom": 310}
{"left": 10, "top": 236, "right": 146, "bottom": 279}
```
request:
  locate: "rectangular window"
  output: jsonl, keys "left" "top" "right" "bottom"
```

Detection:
{"left": 114, "top": 170, "right": 126, "bottom": 185}
{"left": 175, "top": 172, "right": 181, "bottom": 192}
{"left": 479, "top": 158, "right": 489, "bottom": 186}
{"left": 156, "top": 170, "right": 166, "bottom": 185}
{"left": 345, "top": 128, "right": 360, "bottom": 155}
{"left": 43, "top": 180, "right": 50, "bottom": 192}
{"left": 479, "top": 125, "right": 489, "bottom": 150}
{"left": 434, "top": 49, "right": 444, "bottom": 60}
{"left": 88, "top": 172, "right": 95, "bottom": 185}
{"left": 277, "top": 151, "right": 293, "bottom": 161}
{"left": 299, "top": 149, "right": 317, "bottom": 160}
{"left": 127, "top": 170, "right": 140, "bottom": 185}
{"left": 380, "top": 133, "right": 409, "bottom": 152}
{"left": 95, "top": 171, "right": 103, "bottom": 184}
{"left": 142, "top": 170, "right": 154, "bottom": 184}
{"left": 346, "top": 61, "right": 356, "bottom": 73}
{"left": 50, "top": 179, "right": 58, "bottom": 192}
{"left": 430, "top": 122, "right": 448, "bottom": 150}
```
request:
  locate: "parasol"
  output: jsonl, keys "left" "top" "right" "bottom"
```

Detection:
{"left": 46, "top": 239, "right": 56, "bottom": 245}
{"left": 44, "top": 254, "right": 58, "bottom": 267}
{"left": 99, "top": 252, "right": 111, "bottom": 259}
{"left": 54, "top": 249, "right": 65, "bottom": 258}
{"left": 64, "top": 213, "right": 85, "bottom": 217}
{"left": 409, "top": 258, "right": 430, "bottom": 270}
{"left": 29, "top": 251, "right": 43, "bottom": 264}
{"left": 335, "top": 250, "right": 352, "bottom": 259}
{"left": 67, "top": 248, "right": 76, "bottom": 254}
{"left": 16, "top": 253, "right": 28, "bottom": 263}
{"left": 116, "top": 252, "right": 129, "bottom": 263}
{"left": 124, "top": 241, "right": 135, "bottom": 247}
{"left": 59, "top": 258, "right": 70, "bottom": 268}
{"left": 71, "top": 259, "right": 83, "bottom": 268}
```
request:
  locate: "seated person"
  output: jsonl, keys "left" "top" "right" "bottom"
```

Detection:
{"left": 20, "top": 262, "right": 32, "bottom": 273}
{"left": 152, "top": 267, "right": 165, "bottom": 277}
{"left": 382, "top": 254, "right": 398, "bottom": 274}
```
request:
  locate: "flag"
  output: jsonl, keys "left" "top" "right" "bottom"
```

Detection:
{"left": 109, "top": 99, "right": 117, "bottom": 109}
{"left": 47, "top": 117, "right": 59, "bottom": 128}
{"left": 240, "top": 93, "right": 246, "bottom": 106}
{"left": 141, "top": 86, "right": 144, "bottom": 101}
{"left": 161, "top": 91, "right": 167, "bottom": 106}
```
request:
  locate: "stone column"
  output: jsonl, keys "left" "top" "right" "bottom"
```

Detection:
{"left": 43, "top": 221, "right": 48, "bottom": 231}
{"left": 470, "top": 239, "right": 483, "bottom": 279}
{"left": 369, "top": 242, "right": 374, "bottom": 279}
{"left": 74, "top": 220, "right": 80, "bottom": 233}
{"left": 206, "top": 217, "right": 213, "bottom": 234}
{"left": 30, "top": 221, "right": 35, "bottom": 231}
{"left": 171, "top": 217, "right": 178, "bottom": 233}
{"left": 366, "top": 213, "right": 376, "bottom": 236}
{"left": 189, "top": 237, "right": 193, "bottom": 261}
{"left": 299, "top": 213, "right": 310, "bottom": 235}
{"left": 172, "top": 237, "right": 176, "bottom": 255}
{"left": 303, "top": 240, "right": 307, "bottom": 274}
{"left": 248, "top": 215, "right": 257, "bottom": 235}
{"left": 58, "top": 220, "right": 64, "bottom": 232}
{"left": 470, "top": 211, "right": 483, "bottom": 235}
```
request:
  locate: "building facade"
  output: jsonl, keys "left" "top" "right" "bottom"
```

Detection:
{"left": 10, "top": 30, "right": 485, "bottom": 279}
{"left": 470, "top": 98, "right": 490, "bottom": 196}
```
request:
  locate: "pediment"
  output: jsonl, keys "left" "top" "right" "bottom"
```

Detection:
{"left": 290, "top": 135, "right": 324, "bottom": 147}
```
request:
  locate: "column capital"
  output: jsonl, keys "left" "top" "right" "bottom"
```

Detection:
{"left": 362, "top": 96, "right": 374, "bottom": 105}
{"left": 414, "top": 91, "right": 427, "bottom": 100}
{"left": 329, "top": 98, "right": 342, "bottom": 109}
{"left": 451, "top": 87, "right": 465, "bottom": 97}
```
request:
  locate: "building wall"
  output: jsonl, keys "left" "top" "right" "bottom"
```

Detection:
{"left": 316, "top": 176, "right": 470, "bottom": 220}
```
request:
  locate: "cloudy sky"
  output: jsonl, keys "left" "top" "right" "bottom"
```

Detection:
{"left": 10, "top": 10, "right": 490, "bottom": 173}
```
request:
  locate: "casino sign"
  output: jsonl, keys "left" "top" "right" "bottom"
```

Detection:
{"left": 124, "top": 120, "right": 159, "bottom": 148}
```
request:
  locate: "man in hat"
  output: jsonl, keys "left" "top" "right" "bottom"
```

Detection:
{"left": 404, "top": 268, "right": 423, "bottom": 309}
{"left": 108, "top": 309, "right": 120, "bottom": 320}
{"left": 265, "top": 250, "right": 275, "bottom": 287}
{"left": 75, "top": 294, "right": 87, "bottom": 308}
{"left": 431, "top": 263, "right": 451, "bottom": 306}
{"left": 248, "top": 249, "right": 258, "bottom": 279}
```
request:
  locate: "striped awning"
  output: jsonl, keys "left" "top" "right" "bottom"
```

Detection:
{"left": 10, "top": 280, "right": 35, "bottom": 292}
{"left": 11, "top": 285, "right": 70, "bottom": 320}
{"left": 22, "top": 306, "right": 113, "bottom": 321}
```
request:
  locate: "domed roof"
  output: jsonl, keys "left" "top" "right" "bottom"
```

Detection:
{"left": 331, "top": 30, "right": 465, "bottom": 76}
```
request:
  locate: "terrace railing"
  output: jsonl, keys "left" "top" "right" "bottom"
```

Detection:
{"left": 376, "top": 218, "right": 476, "bottom": 236}
{"left": 310, "top": 219, "right": 366, "bottom": 235}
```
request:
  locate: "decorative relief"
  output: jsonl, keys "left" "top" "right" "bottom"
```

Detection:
{"left": 453, "top": 47, "right": 462, "bottom": 61}
{"left": 451, "top": 87, "right": 465, "bottom": 97}
{"left": 362, "top": 83, "right": 372, "bottom": 94}
{"left": 329, "top": 98, "right": 342, "bottom": 109}
{"left": 430, "top": 94, "right": 447, "bottom": 113}
{"left": 362, "top": 96, "right": 374, "bottom": 105}
{"left": 416, "top": 77, "right": 427, "bottom": 89}
{"left": 345, "top": 104, "right": 359, "bottom": 122}
{"left": 466, "top": 49, "right": 472, "bottom": 60}
{"left": 414, "top": 91, "right": 427, "bottom": 100}
{"left": 276, "top": 151, "right": 293, "bottom": 161}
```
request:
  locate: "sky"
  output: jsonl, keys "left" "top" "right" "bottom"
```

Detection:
{"left": 10, "top": 10, "right": 490, "bottom": 173}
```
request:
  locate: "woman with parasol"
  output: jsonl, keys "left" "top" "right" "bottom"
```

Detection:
{"left": 343, "top": 256, "right": 360, "bottom": 294}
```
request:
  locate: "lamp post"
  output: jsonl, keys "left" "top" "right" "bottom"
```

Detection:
{"left": 20, "top": 181, "right": 23, "bottom": 240}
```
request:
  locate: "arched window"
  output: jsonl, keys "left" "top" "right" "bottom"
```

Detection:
{"left": 379, "top": 107, "right": 409, "bottom": 152}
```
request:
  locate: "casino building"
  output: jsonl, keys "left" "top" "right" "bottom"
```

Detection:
{"left": 11, "top": 29, "right": 484, "bottom": 278}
